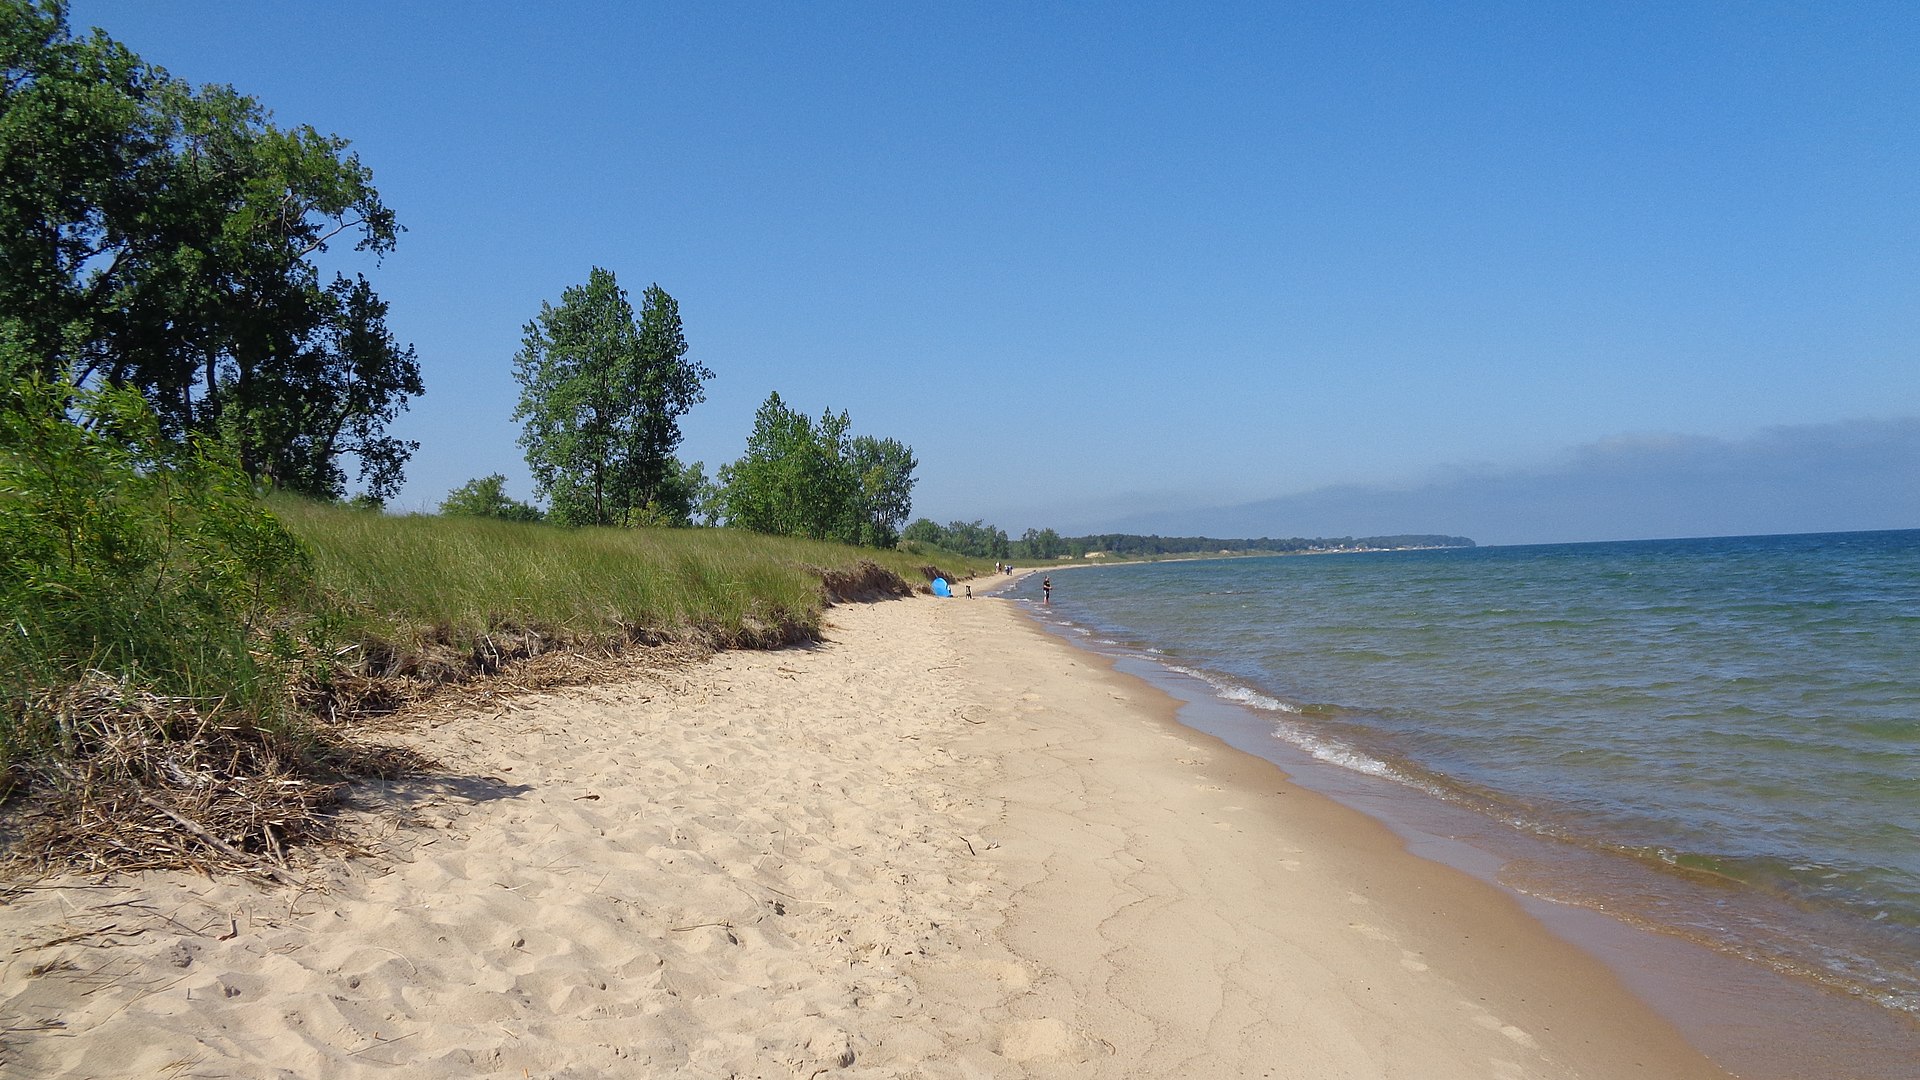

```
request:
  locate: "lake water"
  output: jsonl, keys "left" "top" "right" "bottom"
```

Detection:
{"left": 1004, "top": 530, "right": 1920, "bottom": 1061}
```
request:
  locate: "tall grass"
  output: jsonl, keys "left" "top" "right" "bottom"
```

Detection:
{"left": 271, "top": 497, "right": 990, "bottom": 657}
{"left": 3, "top": 378, "right": 987, "bottom": 874}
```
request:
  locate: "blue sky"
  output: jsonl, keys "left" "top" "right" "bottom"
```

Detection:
{"left": 69, "top": 1, "right": 1920, "bottom": 545}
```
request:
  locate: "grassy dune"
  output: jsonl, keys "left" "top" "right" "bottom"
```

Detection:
{"left": 274, "top": 498, "right": 990, "bottom": 654}
{"left": 2, "top": 493, "right": 989, "bottom": 875}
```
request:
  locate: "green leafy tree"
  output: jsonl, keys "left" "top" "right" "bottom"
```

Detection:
{"left": 902, "top": 518, "right": 945, "bottom": 547}
{"left": 715, "top": 393, "right": 915, "bottom": 546}
{"left": 511, "top": 268, "right": 711, "bottom": 527}
{"left": 847, "top": 435, "right": 917, "bottom": 547}
{"left": 716, "top": 392, "right": 853, "bottom": 540}
{"left": 1015, "top": 527, "right": 1067, "bottom": 560}
{"left": 670, "top": 459, "right": 719, "bottom": 527}
{"left": 938, "top": 519, "right": 1011, "bottom": 559}
{"left": 0, "top": 0, "right": 421, "bottom": 501}
{"left": 438, "top": 474, "right": 543, "bottom": 523}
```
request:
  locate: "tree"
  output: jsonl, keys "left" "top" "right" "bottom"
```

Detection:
{"left": 716, "top": 392, "right": 916, "bottom": 546}
{"left": 670, "top": 459, "right": 720, "bottom": 527}
{"left": 847, "top": 435, "right": 916, "bottom": 547}
{"left": 0, "top": 1, "right": 421, "bottom": 501}
{"left": 511, "top": 268, "right": 711, "bottom": 527}
{"left": 902, "top": 518, "right": 945, "bottom": 547}
{"left": 439, "top": 474, "right": 543, "bottom": 523}
{"left": 939, "top": 519, "right": 1011, "bottom": 559}
{"left": 715, "top": 392, "right": 851, "bottom": 540}
{"left": 1016, "top": 527, "right": 1067, "bottom": 560}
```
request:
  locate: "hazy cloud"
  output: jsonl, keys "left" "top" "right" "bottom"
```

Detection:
{"left": 1111, "top": 418, "right": 1920, "bottom": 546}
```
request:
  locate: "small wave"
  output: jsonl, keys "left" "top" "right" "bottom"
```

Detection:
{"left": 1162, "top": 664, "right": 1303, "bottom": 715}
{"left": 1272, "top": 724, "right": 1409, "bottom": 782}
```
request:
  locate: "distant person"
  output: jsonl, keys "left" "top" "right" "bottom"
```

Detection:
{"left": 965, "top": 584, "right": 973, "bottom": 599}
{"left": 1042, "top": 576, "right": 1052, "bottom": 604}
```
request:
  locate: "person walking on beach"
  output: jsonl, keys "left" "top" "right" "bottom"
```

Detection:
{"left": 1042, "top": 576, "right": 1052, "bottom": 604}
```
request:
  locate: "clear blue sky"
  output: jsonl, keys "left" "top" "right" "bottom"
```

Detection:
{"left": 69, "top": 1, "right": 1920, "bottom": 544}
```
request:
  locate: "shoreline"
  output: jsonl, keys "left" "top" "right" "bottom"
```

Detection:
{"left": 948, "top": 592, "right": 1729, "bottom": 1077}
{"left": 997, "top": 567, "right": 1920, "bottom": 1079}
{"left": 0, "top": 592, "right": 1734, "bottom": 1076}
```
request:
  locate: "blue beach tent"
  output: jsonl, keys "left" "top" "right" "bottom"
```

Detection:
{"left": 931, "top": 577, "right": 952, "bottom": 597}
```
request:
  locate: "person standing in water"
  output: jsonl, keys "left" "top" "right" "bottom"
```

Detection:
{"left": 1042, "top": 576, "right": 1052, "bottom": 604}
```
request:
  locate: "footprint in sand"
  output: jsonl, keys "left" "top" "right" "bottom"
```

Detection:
{"left": 1400, "top": 949, "right": 1429, "bottom": 972}
{"left": 1463, "top": 1004, "right": 1540, "bottom": 1048}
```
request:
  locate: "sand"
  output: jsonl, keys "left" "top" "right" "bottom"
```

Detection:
{"left": 0, "top": 593, "right": 1731, "bottom": 1078}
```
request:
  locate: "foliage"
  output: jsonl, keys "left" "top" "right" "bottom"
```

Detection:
{"left": 900, "top": 518, "right": 944, "bottom": 547}
{"left": 848, "top": 435, "right": 917, "bottom": 547}
{"left": 676, "top": 459, "right": 720, "bottom": 527}
{"left": 271, "top": 496, "right": 995, "bottom": 657}
{"left": 1015, "top": 526, "right": 1068, "bottom": 560}
{"left": 905, "top": 518, "right": 1478, "bottom": 561}
{"left": 0, "top": 0, "right": 421, "bottom": 501}
{"left": 511, "top": 267, "right": 712, "bottom": 528}
{"left": 439, "top": 473, "right": 543, "bottom": 523}
{"left": 1068, "top": 532, "right": 1476, "bottom": 556}
{"left": 1, "top": 375, "right": 317, "bottom": 763}
{"left": 900, "top": 518, "right": 1011, "bottom": 559}
{"left": 715, "top": 392, "right": 916, "bottom": 547}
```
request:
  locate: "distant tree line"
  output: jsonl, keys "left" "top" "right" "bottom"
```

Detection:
{"left": 903, "top": 519, "right": 1010, "bottom": 559}
{"left": 1067, "top": 533, "right": 1476, "bottom": 556}
{"left": 900, "top": 521, "right": 1474, "bottom": 560}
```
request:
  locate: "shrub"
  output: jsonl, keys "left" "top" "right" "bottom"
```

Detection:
{"left": 1, "top": 376, "right": 316, "bottom": 768}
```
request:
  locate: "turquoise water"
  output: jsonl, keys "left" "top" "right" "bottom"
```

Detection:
{"left": 1010, "top": 530, "right": 1920, "bottom": 1015}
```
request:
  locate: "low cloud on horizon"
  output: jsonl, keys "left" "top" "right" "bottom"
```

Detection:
{"left": 1109, "top": 418, "right": 1920, "bottom": 547}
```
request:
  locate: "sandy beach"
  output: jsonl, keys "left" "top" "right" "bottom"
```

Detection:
{"left": 0, "top": 592, "right": 1731, "bottom": 1078}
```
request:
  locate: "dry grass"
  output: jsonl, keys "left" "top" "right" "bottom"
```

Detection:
{"left": 2, "top": 672, "right": 426, "bottom": 883}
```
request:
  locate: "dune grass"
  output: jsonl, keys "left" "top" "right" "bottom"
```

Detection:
{"left": 3, "top": 461, "right": 987, "bottom": 876}
{"left": 271, "top": 497, "right": 992, "bottom": 661}
{"left": 2, "top": 377, "right": 990, "bottom": 877}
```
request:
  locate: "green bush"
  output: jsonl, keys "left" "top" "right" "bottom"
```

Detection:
{"left": 1, "top": 377, "right": 316, "bottom": 765}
